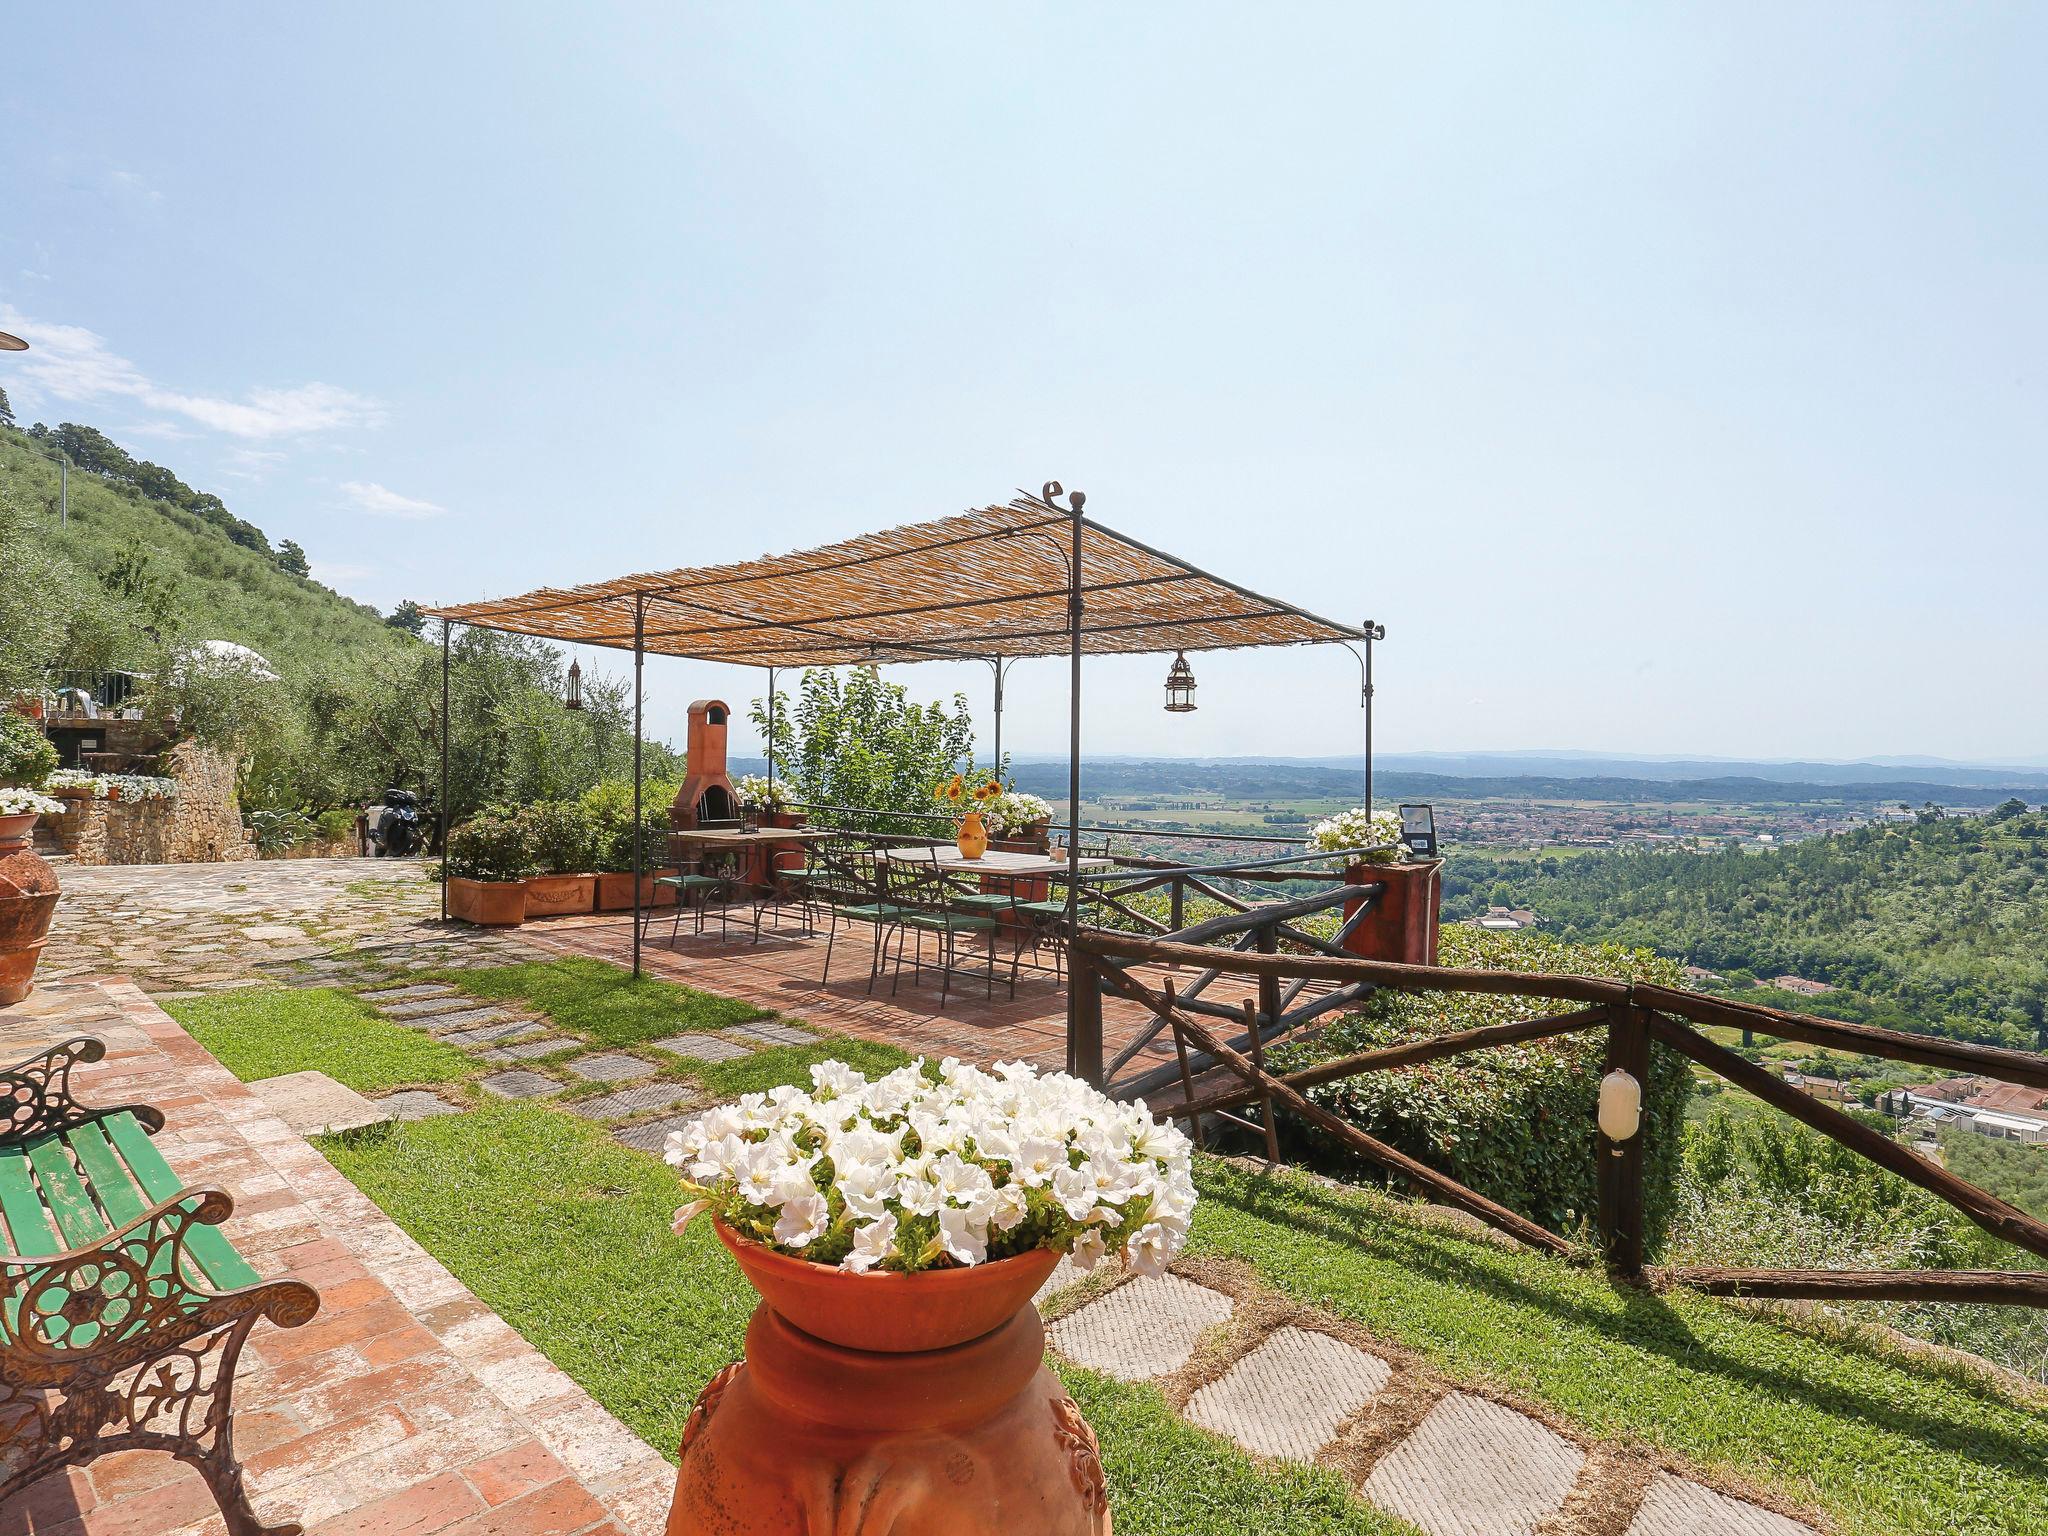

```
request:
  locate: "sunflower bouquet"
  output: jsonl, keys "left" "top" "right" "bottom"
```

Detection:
{"left": 934, "top": 774, "right": 1002, "bottom": 858}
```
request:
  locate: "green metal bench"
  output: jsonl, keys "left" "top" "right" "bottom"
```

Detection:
{"left": 0, "top": 1038, "right": 319, "bottom": 1536}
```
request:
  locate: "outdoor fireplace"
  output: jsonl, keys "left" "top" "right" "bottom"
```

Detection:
{"left": 671, "top": 699, "right": 738, "bottom": 828}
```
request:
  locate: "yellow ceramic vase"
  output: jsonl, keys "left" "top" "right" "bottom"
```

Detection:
{"left": 956, "top": 810, "right": 989, "bottom": 861}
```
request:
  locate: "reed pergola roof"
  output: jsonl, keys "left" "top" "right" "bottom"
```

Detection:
{"left": 421, "top": 493, "right": 1365, "bottom": 667}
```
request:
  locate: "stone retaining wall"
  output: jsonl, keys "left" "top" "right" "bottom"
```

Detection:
{"left": 36, "top": 742, "right": 255, "bottom": 865}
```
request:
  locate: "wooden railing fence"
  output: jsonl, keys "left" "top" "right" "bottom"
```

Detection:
{"left": 1071, "top": 924, "right": 2048, "bottom": 1308}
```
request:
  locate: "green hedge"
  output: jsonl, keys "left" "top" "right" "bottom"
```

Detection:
{"left": 1266, "top": 928, "right": 1691, "bottom": 1252}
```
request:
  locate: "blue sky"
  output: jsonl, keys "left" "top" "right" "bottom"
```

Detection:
{"left": 4, "top": 5, "right": 2042, "bottom": 765}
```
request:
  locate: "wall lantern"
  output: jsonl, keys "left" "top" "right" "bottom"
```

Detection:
{"left": 564, "top": 658, "right": 584, "bottom": 711}
{"left": 1598, "top": 1069, "right": 1642, "bottom": 1144}
{"left": 1164, "top": 651, "right": 1197, "bottom": 713}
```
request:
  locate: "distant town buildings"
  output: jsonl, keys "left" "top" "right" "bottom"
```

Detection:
{"left": 1771, "top": 975, "right": 1835, "bottom": 997}
{"left": 1471, "top": 906, "right": 1540, "bottom": 931}
{"left": 1883, "top": 1078, "right": 2048, "bottom": 1145}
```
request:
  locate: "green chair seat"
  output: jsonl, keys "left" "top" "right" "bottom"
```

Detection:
{"left": 656, "top": 873, "right": 725, "bottom": 891}
{"left": 1018, "top": 899, "right": 1074, "bottom": 916}
{"left": 902, "top": 910, "right": 998, "bottom": 932}
{"left": 946, "top": 892, "right": 1014, "bottom": 911}
{"left": 836, "top": 903, "right": 905, "bottom": 924}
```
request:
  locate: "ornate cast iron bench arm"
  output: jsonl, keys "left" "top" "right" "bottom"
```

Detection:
{"left": 0, "top": 1037, "right": 164, "bottom": 1147}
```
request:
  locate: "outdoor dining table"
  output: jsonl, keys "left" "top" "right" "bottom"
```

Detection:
{"left": 874, "top": 846, "right": 1115, "bottom": 877}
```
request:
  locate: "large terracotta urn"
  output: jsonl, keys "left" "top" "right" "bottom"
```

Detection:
{"left": 667, "top": 1222, "right": 1111, "bottom": 1535}
{"left": 0, "top": 812, "right": 60, "bottom": 1007}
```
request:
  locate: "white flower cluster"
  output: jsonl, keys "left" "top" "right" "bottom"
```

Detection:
{"left": 732, "top": 774, "right": 791, "bottom": 813}
{"left": 983, "top": 790, "right": 1054, "bottom": 837}
{"left": 1306, "top": 805, "right": 1407, "bottom": 863}
{"left": 43, "top": 771, "right": 177, "bottom": 802}
{"left": 0, "top": 787, "right": 65, "bottom": 817}
{"left": 665, "top": 1056, "right": 1196, "bottom": 1277}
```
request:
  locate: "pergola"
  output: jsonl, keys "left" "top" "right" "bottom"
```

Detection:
{"left": 423, "top": 483, "right": 1381, "bottom": 984}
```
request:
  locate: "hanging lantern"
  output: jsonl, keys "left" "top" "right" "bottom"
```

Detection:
{"left": 1164, "top": 651, "right": 1197, "bottom": 713}
{"left": 564, "top": 657, "right": 584, "bottom": 711}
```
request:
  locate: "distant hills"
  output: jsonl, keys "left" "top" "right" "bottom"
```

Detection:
{"left": 1003, "top": 751, "right": 2048, "bottom": 795}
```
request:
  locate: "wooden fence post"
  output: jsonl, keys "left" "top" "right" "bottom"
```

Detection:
{"left": 1597, "top": 1004, "right": 1651, "bottom": 1282}
{"left": 1069, "top": 942, "right": 1105, "bottom": 1087}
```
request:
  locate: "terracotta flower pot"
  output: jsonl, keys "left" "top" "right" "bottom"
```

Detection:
{"left": 670, "top": 1224, "right": 1108, "bottom": 1535}
{"left": 0, "top": 812, "right": 61, "bottom": 1007}
{"left": 446, "top": 877, "right": 527, "bottom": 927}
{"left": 955, "top": 809, "right": 989, "bottom": 861}
{"left": 714, "top": 1220, "right": 1057, "bottom": 1353}
{"left": 597, "top": 869, "right": 681, "bottom": 911}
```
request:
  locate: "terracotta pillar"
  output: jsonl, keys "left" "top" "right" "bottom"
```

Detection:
{"left": 1340, "top": 858, "right": 1442, "bottom": 966}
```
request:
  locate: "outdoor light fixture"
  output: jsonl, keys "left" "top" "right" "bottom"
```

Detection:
{"left": 1598, "top": 1069, "right": 1643, "bottom": 1144}
{"left": 1164, "top": 651, "right": 1197, "bottom": 713}
{"left": 1399, "top": 803, "right": 1437, "bottom": 858}
{"left": 564, "top": 658, "right": 584, "bottom": 711}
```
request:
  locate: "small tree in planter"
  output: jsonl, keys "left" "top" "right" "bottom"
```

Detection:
{"left": 518, "top": 800, "right": 599, "bottom": 916}
{"left": 444, "top": 808, "right": 536, "bottom": 926}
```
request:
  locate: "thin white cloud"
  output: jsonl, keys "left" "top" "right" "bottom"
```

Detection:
{"left": 340, "top": 480, "right": 446, "bottom": 519}
{"left": 0, "top": 308, "right": 381, "bottom": 440}
{"left": 107, "top": 168, "right": 164, "bottom": 207}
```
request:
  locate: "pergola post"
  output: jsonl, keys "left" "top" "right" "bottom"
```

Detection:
{"left": 439, "top": 619, "right": 451, "bottom": 921}
{"left": 631, "top": 595, "right": 645, "bottom": 980}
{"left": 1064, "top": 495, "right": 1084, "bottom": 1072}
{"left": 989, "top": 655, "right": 1005, "bottom": 778}
{"left": 765, "top": 665, "right": 777, "bottom": 791}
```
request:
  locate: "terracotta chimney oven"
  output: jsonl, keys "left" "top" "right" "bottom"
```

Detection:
{"left": 671, "top": 700, "right": 739, "bottom": 828}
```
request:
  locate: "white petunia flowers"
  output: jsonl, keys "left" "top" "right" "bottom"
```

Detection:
{"left": 664, "top": 1057, "right": 1197, "bottom": 1276}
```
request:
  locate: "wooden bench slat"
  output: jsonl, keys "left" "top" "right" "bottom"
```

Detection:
{"left": 105, "top": 1113, "right": 260, "bottom": 1292}
{"left": 65, "top": 1123, "right": 150, "bottom": 1230}
{"left": 27, "top": 1135, "right": 111, "bottom": 1250}
{"left": 0, "top": 1149, "right": 61, "bottom": 1258}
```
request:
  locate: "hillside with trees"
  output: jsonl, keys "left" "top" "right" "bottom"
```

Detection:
{"left": 1443, "top": 806, "right": 2048, "bottom": 1049}
{"left": 1, "top": 419, "right": 670, "bottom": 836}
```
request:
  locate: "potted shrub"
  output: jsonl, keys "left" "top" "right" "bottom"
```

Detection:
{"left": 661, "top": 1056, "right": 1189, "bottom": 1532}
{"left": 985, "top": 789, "right": 1055, "bottom": 854}
{"left": 519, "top": 800, "right": 599, "bottom": 916}
{"left": 0, "top": 784, "right": 65, "bottom": 1006}
{"left": 444, "top": 808, "right": 535, "bottom": 926}
{"left": 1308, "top": 806, "right": 1442, "bottom": 966}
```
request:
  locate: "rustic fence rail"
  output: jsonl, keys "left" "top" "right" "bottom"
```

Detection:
{"left": 1070, "top": 924, "right": 2048, "bottom": 1309}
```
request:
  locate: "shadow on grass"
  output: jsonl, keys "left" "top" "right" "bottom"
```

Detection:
{"left": 1199, "top": 1165, "right": 2048, "bottom": 1484}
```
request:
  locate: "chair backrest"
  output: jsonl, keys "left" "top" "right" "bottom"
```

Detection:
{"left": 881, "top": 848, "right": 951, "bottom": 911}
{"left": 809, "top": 834, "right": 878, "bottom": 902}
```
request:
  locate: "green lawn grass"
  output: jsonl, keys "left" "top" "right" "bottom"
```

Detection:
{"left": 1193, "top": 1160, "right": 2048, "bottom": 1536}
{"left": 165, "top": 987, "right": 473, "bottom": 1092}
{"left": 428, "top": 956, "right": 771, "bottom": 1045}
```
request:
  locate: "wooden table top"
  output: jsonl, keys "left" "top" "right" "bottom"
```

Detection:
{"left": 877, "top": 846, "right": 1115, "bottom": 877}
{"left": 668, "top": 826, "right": 833, "bottom": 847}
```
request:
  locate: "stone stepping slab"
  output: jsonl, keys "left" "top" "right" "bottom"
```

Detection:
{"left": 649, "top": 1032, "right": 753, "bottom": 1063}
{"left": 376, "top": 994, "right": 484, "bottom": 1019}
{"left": 439, "top": 1018, "right": 549, "bottom": 1049}
{"left": 359, "top": 982, "right": 458, "bottom": 1002}
{"left": 479, "top": 1069, "right": 565, "bottom": 1100}
{"left": 727, "top": 1021, "right": 816, "bottom": 1047}
{"left": 376, "top": 1089, "right": 466, "bottom": 1121}
{"left": 1047, "top": 1273, "right": 1234, "bottom": 1381}
{"left": 1360, "top": 1392, "right": 1584, "bottom": 1536}
{"left": 249, "top": 1071, "right": 390, "bottom": 1136}
{"left": 612, "top": 1114, "right": 699, "bottom": 1154}
{"left": 567, "top": 1082, "right": 702, "bottom": 1121}
{"left": 1185, "top": 1327, "right": 1392, "bottom": 1462}
{"left": 408, "top": 1006, "right": 525, "bottom": 1035}
{"left": 566, "top": 1053, "right": 658, "bottom": 1083}
{"left": 478, "top": 1036, "right": 580, "bottom": 1063}
{"left": 1626, "top": 1473, "right": 1816, "bottom": 1536}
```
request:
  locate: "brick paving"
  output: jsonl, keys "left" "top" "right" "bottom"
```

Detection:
{"left": 0, "top": 978, "right": 672, "bottom": 1536}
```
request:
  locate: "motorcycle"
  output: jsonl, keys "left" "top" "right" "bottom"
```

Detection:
{"left": 361, "top": 789, "right": 426, "bottom": 857}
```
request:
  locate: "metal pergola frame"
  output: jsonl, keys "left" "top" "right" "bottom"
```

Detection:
{"left": 422, "top": 483, "right": 1383, "bottom": 1039}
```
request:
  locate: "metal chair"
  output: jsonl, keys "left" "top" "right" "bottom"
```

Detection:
{"left": 884, "top": 851, "right": 1014, "bottom": 1004}
{"left": 806, "top": 836, "right": 903, "bottom": 993}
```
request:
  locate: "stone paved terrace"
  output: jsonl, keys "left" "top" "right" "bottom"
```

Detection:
{"left": 0, "top": 977, "right": 673, "bottom": 1536}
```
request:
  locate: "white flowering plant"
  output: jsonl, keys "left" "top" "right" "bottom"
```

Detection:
{"left": 666, "top": 1056, "right": 1197, "bottom": 1277}
{"left": 45, "top": 770, "right": 177, "bottom": 802}
{"left": 0, "top": 787, "right": 65, "bottom": 817}
{"left": 983, "top": 789, "right": 1055, "bottom": 838}
{"left": 732, "top": 774, "right": 792, "bottom": 814}
{"left": 1305, "top": 806, "right": 1407, "bottom": 863}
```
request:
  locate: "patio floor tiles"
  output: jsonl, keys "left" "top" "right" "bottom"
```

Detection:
{"left": 1360, "top": 1392, "right": 1584, "bottom": 1536}
{"left": 1046, "top": 1273, "right": 1234, "bottom": 1381}
{"left": 1184, "top": 1327, "right": 1393, "bottom": 1461}
{"left": 564, "top": 1053, "right": 658, "bottom": 1083}
{"left": 647, "top": 1032, "right": 752, "bottom": 1062}
{"left": 566, "top": 1082, "right": 702, "bottom": 1121}
{"left": 478, "top": 1070, "right": 564, "bottom": 1100}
